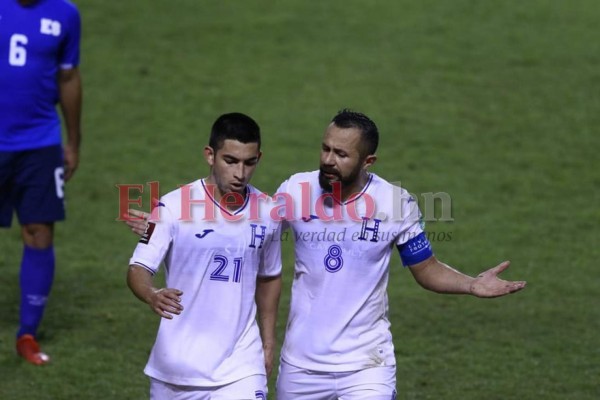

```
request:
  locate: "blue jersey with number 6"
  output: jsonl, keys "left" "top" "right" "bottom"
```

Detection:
{"left": 0, "top": 0, "right": 81, "bottom": 151}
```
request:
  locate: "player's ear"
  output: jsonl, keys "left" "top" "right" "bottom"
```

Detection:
{"left": 256, "top": 150, "right": 263, "bottom": 163}
{"left": 204, "top": 146, "right": 215, "bottom": 166}
{"left": 363, "top": 154, "right": 377, "bottom": 169}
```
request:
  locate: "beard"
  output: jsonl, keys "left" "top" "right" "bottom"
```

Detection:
{"left": 318, "top": 165, "right": 361, "bottom": 193}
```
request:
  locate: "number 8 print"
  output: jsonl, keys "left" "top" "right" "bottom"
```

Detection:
{"left": 324, "top": 244, "right": 344, "bottom": 273}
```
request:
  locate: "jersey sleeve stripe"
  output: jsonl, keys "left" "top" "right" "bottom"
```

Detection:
{"left": 130, "top": 261, "right": 156, "bottom": 275}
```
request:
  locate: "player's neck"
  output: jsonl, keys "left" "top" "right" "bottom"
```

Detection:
{"left": 340, "top": 172, "right": 370, "bottom": 202}
{"left": 203, "top": 176, "right": 247, "bottom": 212}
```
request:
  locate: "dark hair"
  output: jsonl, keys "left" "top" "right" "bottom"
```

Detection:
{"left": 331, "top": 109, "right": 379, "bottom": 156}
{"left": 209, "top": 112, "right": 261, "bottom": 151}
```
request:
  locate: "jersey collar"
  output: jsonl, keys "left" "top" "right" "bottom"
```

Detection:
{"left": 330, "top": 173, "right": 374, "bottom": 206}
{"left": 201, "top": 179, "right": 251, "bottom": 216}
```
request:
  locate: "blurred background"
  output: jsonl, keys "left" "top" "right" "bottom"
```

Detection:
{"left": 0, "top": 1, "right": 598, "bottom": 398}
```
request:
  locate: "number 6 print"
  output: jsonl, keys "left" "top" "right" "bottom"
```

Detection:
{"left": 9, "top": 34, "right": 28, "bottom": 66}
{"left": 54, "top": 167, "right": 65, "bottom": 199}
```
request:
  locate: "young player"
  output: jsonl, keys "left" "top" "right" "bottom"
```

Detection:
{"left": 127, "top": 113, "right": 281, "bottom": 399}
{"left": 0, "top": 0, "right": 82, "bottom": 365}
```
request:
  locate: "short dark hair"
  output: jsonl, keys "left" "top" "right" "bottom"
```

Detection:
{"left": 331, "top": 109, "right": 379, "bottom": 156}
{"left": 209, "top": 112, "right": 261, "bottom": 151}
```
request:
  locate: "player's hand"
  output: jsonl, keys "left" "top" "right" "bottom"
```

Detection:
{"left": 123, "top": 209, "right": 150, "bottom": 236}
{"left": 148, "top": 288, "right": 184, "bottom": 319}
{"left": 63, "top": 144, "right": 79, "bottom": 181}
{"left": 469, "top": 261, "right": 526, "bottom": 298}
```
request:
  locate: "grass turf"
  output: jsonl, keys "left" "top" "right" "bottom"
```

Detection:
{"left": 0, "top": 0, "right": 598, "bottom": 398}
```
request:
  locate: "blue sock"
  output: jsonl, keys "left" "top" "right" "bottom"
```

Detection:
{"left": 17, "top": 245, "right": 55, "bottom": 338}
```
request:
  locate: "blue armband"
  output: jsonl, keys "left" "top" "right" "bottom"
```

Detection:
{"left": 397, "top": 232, "right": 433, "bottom": 266}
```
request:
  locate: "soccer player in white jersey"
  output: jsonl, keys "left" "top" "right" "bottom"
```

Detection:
{"left": 125, "top": 110, "right": 527, "bottom": 399}
{"left": 273, "top": 109, "right": 526, "bottom": 399}
{"left": 127, "top": 113, "right": 281, "bottom": 400}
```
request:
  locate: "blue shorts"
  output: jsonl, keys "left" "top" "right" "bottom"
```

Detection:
{"left": 0, "top": 145, "right": 65, "bottom": 227}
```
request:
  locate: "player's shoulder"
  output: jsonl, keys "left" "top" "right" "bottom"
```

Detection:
{"left": 159, "top": 179, "right": 202, "bottom": 208}
{"left": 369, "top": 173, "right": 410, "bottom": 195}
{"left": 246, "top": 183, "right": 268, "bottom": 198}
{"left": 38, "top": 0, "right": 80, "bottom": 15}
{"left": 278, "top": 170, "right": 319, "bottom": 190}
{"left": 30, "top": 0, "right": 80, "bottom": 26}
{"left": 245, "top": 184, "right": 282, "bottom": 224}
{"left": 367, "top": 173, "right": 417, "bottom": 214}
{"left": 53, "top": 0, "right": 80, "bottom": 12}
{"left": 288, "top": 170, "right": 318, "bottom": 182}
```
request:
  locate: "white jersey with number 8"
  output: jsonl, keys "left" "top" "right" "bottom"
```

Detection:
{"left": 275, "top": 171, "right": 432, "bottom": 372}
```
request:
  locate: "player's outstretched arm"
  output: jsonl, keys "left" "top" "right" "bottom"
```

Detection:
{"left": 256, "top": 274, "right": 282, "bottom": 378}
{"left": 409, "top": 256, "right": 526, "bottom": 298}
{"left": 127, "top": 264, "right": 184, "bottom": 319}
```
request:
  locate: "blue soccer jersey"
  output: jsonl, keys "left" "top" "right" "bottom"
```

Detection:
{"left": 0, "top": 0, "right": 81, "bottom": 151}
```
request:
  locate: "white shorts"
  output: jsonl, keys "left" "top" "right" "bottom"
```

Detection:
{"left": 276, "top": 360, "right": 396, "bottom": 400}
{"left": 150, "top": 375, "right": 267, "bottom": 400}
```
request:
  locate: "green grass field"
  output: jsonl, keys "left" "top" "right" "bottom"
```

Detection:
{"left": 1, "top": 0, "right": 599, "bottom": 398}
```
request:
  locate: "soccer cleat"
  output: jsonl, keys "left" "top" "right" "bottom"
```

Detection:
{"left": 16, "top": 334, "right": 51, "bottom": 365}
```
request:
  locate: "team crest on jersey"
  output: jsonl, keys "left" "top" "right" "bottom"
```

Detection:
{"left": 358, "top": 217, "right": 381, "bottom": 242}
{"left": 139, "top": 222, "right": 156, "bottom": 245}
{"left": 40, "top": 18, "right": 61, "bottom": 36}
{"left": 249, "top": 224, "right": 267, "bottom": 249}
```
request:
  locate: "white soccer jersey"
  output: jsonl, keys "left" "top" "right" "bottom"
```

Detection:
{"left": 129, "top": 179, "right": 282, "bottom": 386}
{"left": 276, "top": 171, "right": 432, "bottom": 372}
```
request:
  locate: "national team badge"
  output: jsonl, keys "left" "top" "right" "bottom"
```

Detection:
{"left": 139, "top": 222, "right": 156, "bottom": 244}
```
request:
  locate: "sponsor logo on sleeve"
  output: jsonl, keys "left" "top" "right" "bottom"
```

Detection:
{"left": 139, "top": 222, "right": 156, "bottom": 245}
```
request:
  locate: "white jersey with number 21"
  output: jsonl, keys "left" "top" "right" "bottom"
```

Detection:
{"left": 130, "top": 179, "right": 282, "bottom": 386}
